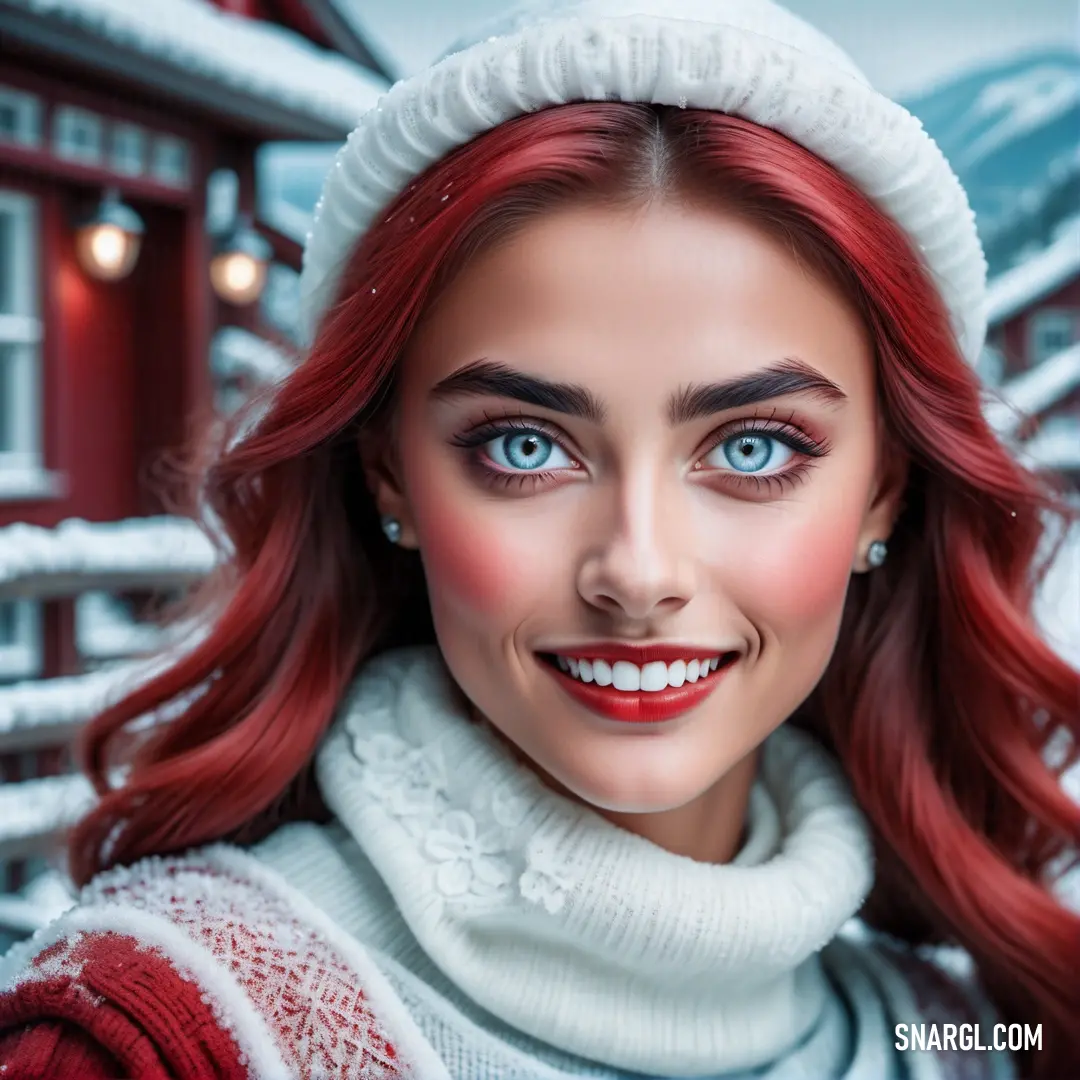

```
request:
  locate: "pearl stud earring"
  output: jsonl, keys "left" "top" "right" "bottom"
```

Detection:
{"left": 866, "top": 540, "right": 888, "bottom": 569}
{"left": 381, "top": 515, "right": 402, "bottom": 544}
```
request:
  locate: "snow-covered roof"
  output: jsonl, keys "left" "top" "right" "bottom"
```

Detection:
{"left": 3, "top": 0, "right": 388, "bottom": 140}
{"left": 0, "top": 516, "right": 217, "bottom": 599}
{"left": 211, "top": 326, "right": 296, "bottom": 386}
{"left": 986, "top": 220, "right": 1080, "bottom": 328}
{"left": 983, "top": 342, "right": 1080, "bottom": 434}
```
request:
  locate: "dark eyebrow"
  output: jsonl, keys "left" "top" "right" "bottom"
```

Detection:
{"left": 430, "top": 359, "right": 606, "bottom": 423}
{"left": 429, "top": 356, "right": 846, "bottom": 425}
{"left": 668, "top": 357, "right": 847, "bottom": 424}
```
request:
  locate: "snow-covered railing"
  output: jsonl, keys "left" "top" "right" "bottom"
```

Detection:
{"left": 984, "top": 342, "right": 1080, "bottom": 438}
{"left": 0, "top": 773, "right": 96, "bottom": 862}
{"left": 211, "top": 326, "right": 296, "bottom": 386}
{"left": 986, "top": 219, "right": 1080, "bottom": 330}
{"left": 0, "top": 515, "right": 218, "bottom": 903}
{"left": 77, "top": 591, "right": 172, "bottom": 663}
{"left": 0, "top": 659, "right": 165, "bottom": 755}
{"left": 0, "top": 516, "right": 217, "bottom": 599}
{"left": 1017, "top": 417, "right": 1080, "bottom": 475}
{"left": 0, "top": 867, "right": 77, "bottom": 936}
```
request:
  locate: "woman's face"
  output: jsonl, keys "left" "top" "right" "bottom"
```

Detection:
{"left": 366, "top": 200, "right": 901, "bottom": 843}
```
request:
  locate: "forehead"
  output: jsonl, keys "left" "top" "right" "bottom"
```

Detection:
{"left": 401, "top": 201, "right": 875, "bottom": 407}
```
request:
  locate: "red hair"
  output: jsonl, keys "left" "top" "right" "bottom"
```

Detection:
{"left": 69, "top": 105, "right": 1080, "bottom": 1076}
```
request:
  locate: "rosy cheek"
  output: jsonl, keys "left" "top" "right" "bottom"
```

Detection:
{"left": 413, "top": 494, "right": 532, "bottom": 618}
{"left": 736, "top": 513, "right": 859, "bottom": 624}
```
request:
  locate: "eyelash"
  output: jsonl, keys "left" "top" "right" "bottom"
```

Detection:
{"left": 450, "top": 410, "right": 832, "bottom": 495}
{"left": 449, "top": 414, "right": 578, "bottom": 492}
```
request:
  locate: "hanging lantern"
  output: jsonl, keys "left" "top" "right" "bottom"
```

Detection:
{"left": 209, "top": 216, "right": 272, "bottom": 306}
{"left": 74, "top": 188, "right": 144, "bottom": 282}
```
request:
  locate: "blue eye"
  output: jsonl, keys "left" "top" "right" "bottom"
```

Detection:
{"left": 705, "top": 433, "right": 795, "bottom": 474}
{"left": 485, "top": 431, "right": 575, "bottom": 472}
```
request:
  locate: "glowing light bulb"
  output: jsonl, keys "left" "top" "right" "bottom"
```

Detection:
{"left": 74, "top": 192, "right": 144, "bottom": 282}
{"left": 209, "top": 221, "right": 271, "bottom": 306}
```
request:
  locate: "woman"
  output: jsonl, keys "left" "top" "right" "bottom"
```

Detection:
{"left": 2, "top": 1, "right": 1078, "bottom": 1078}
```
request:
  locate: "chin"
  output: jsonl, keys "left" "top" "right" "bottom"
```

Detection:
{"left": 550, "top": 760, "right": 712, "bottom": 815}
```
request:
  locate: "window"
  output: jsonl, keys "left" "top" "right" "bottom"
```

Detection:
{"left": 110, "top": 123, "right": 145, "bottom": 176}
{"left": 0, "top": 190, "right": 43, "bottom": 488}
{"left": 150, "top": 135, "right": 191, "bottom": 188}
{"left": 53, "top": 106, "right": 104, "bottom": 164}
{"left": 0, "top": 85, "right": 42, "bottom": 149}
{"left": 206, "top": 168, "right": 239, "bottom": 234}
{"left": 1029, "top": 309, "right": 1076, "bottom": 366}
{"left": 0, "top": 600, "right": 42, "bottom": 681}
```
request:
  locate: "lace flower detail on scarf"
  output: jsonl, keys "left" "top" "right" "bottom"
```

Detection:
{"left": 351, "top": 731, "right": 518, "bottom": 906}
{"left": 351, "top": 731, "right": 449, "bottom": 839}
{"left": 423, "top": 810, "right": 514, "bottom": 899}
{"left": 520, "top": 838, "right": 574, "bottom": 915}
{"left": 351, "top": 725, "right": 577, "bottom": 915}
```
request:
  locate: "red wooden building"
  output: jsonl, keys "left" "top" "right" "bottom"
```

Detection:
{"left": 0, "top": 0, "right": 389, "bottom": 689}
{"left": 980, "top": 221, "right": 1080, "bottom": 485}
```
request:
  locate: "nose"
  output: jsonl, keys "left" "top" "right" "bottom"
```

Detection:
{"left": 576, "top": 472, "right": 696, "bottom": 622}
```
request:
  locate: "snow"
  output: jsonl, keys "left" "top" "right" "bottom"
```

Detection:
{"left": 1018, "top": 416, "right": 1080, "bottom": 475}
{"left": 6, "top": 0, "right": 388, "bottom": 135}
{"left": 0, "top": 773, "right": 96, "bottom": 861}
{"left": 0, "top": 658, "right": 169, "bottom": 753}
{"left": 0, "top": 870, "right": 75, "bottom": 935}
{"left": 211, "top": 326, "right": 296, "bottom": 386}
{"left": 983, "top": 342, "right": 1080, "bottom": 435}
{"left": 960, "top": 63, "right": 1080, "bottom": 171}
{"left": 76, "top": 592, "right": 169, "bottom": 663}
{"left": 986, "top": 220, "right": 1080, "bottom": 328}
{"left": 0, "top": 516, "right": 217, "bottom": 598}
{"left": 1034, "top": 504, "right": 1080, "bottom": 670}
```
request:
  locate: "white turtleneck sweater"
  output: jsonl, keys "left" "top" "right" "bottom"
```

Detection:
{"left": 251, "top": 645, "right": 1010, "bottom": 1080}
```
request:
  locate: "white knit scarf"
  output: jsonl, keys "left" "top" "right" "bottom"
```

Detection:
{"left": 314, "top": 645, "right": 875, "bottom": 1077}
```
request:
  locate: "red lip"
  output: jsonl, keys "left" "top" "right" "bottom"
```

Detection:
{"left": 539, "top": 653, "right": 737, "bottom": 724}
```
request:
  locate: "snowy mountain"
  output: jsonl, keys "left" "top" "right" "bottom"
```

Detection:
{"left": 900, "top": 50, "right": 1080, "bottom": 275}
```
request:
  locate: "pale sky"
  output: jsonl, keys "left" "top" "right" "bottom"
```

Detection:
{"left": 352, "top": 0, "right": 1078, "bottom": 98}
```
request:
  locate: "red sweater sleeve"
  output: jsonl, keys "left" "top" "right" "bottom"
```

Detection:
{"left": 0, "top": 931, "right": 248, "bottom": 1080}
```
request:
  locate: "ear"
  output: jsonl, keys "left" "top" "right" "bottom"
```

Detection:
{"left": 853, "top": 447, "right": 908, "bottom": 573}
{"left": 358, "top": 422, "right": 419, "bottom": 549}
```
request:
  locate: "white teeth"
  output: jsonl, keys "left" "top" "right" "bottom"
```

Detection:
{"left": 667, "top": 659, "right": 686, "bottom": 687}
{"left": 553, "top": 654, "right": 727, "bottom": 691}
{"left": 640, "top": 661, "right": 668, "bottom": 692}
{"left": 611, "top": 661, "right": 641, "bottom": 691}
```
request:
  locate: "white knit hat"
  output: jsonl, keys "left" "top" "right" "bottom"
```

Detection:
{"left": 299, "top": 0, "right": 988, "bottom": 364}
